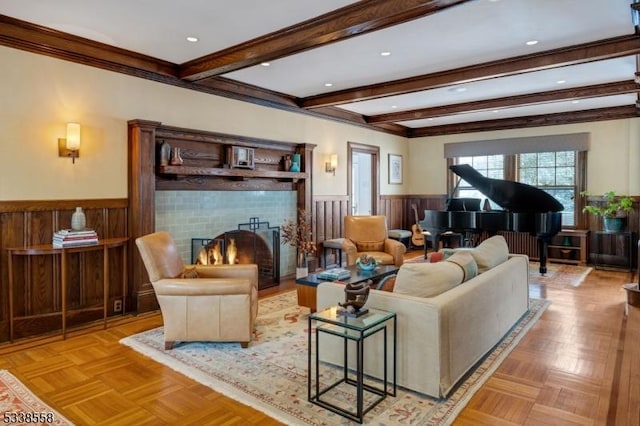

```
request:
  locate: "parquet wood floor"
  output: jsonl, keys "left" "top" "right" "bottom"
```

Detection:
{"left": 0, "top": 251, "right": 637, "bottom": 425}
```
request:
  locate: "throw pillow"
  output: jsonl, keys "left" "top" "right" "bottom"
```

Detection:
{"left": 181, "top": 266, "right": 199, "bottom": 278}
{"left": 444, "top": 251, "right": 478, "bottom": 282}
{"left": 470, "top": 235, "right": 509, "bottom": 273}
{"left": 393, "top": 261, "right": 464, "bottom": 298}
{"left": 376, "top": 274, "right": 397, "bottom": 292}
{"left": 356, "top": 241, "right": 384, "bottom": 252}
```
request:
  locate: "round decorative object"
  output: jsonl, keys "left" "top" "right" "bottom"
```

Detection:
{"left": 71, "top": 207, "right": 86, "bottom": 231}
{"left": 355, "top": 254, "right": 379, "bottom": 272}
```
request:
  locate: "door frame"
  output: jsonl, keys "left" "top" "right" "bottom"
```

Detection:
{"left": 347, "top": 142, "right": 380, "bottom": 215}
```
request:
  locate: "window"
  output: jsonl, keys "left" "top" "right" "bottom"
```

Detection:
{"left": 452, "top": 150, "right": 580, "bottom": 226}
{"left": 517, "top": 151, "right": 576, "bottom": 226}
{"left": 455, "top": 155, "right": 504, "bottom": 209}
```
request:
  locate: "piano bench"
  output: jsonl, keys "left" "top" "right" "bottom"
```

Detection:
{"left": 438, "top": 232, "right": 464, "bottom": 249}
{"left": 389, "top": 229, "right": 412, "bottom": 248}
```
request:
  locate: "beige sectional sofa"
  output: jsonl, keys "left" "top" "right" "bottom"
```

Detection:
{"left": 315, "top": 236, "right": 530, "bottom": 398}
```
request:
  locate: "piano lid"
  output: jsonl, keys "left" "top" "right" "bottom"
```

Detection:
{"left": 450, "top": 164, "right": 564, "bottom": 213}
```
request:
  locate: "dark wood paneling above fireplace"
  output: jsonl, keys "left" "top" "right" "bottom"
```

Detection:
{"left": 128, "top": 120, "right": 316, "bottom": 313}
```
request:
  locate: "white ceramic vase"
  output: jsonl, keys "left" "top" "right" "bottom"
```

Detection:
{"left": 71, "top": 207, "right": 86, "bottom": 231}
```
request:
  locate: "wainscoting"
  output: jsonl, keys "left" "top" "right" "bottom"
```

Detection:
{"left": 0, "top": 199, "right": 128, "bottom": 343}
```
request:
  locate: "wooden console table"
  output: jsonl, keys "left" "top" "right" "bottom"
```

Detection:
{"left": 7, "top": 237, "right": 128, "bottom": 341}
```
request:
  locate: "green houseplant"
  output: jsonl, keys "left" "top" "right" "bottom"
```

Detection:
{"left": 581, "top": 191, "right": 634, "bottom": 231}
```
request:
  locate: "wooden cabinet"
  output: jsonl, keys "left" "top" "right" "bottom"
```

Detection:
{"left": 591, "top": 231, "right": 634, "bottom": 271}
{"left": 547, "top": 229, "right": 589, "bottom": 266}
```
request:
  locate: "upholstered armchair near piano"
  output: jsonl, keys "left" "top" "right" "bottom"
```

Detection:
{"left": 342, "top": 215, "right": 406, "bottom": 267}
{"left": 135, "top": 231, "right": 258, "bottom": 350}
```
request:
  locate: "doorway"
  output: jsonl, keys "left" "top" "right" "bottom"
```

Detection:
{"left": 348, "top": 142, "right": 379, "bottom": 216}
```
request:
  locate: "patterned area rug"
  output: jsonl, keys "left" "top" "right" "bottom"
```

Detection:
{"left": 121, "top": 291, "right": 549, "bottom": 425}
{"left": 528, "top": 261, "right": 593, "bottom": 287}
{"left": 0, "top": 370, "right": 73, "bottom": 425}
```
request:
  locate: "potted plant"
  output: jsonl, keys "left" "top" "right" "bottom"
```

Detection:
{"left": 281, "top": 209, "right": 316, "bottom": 278}
{"left": 581, "top": 191, "right": 634, "bottom": 231}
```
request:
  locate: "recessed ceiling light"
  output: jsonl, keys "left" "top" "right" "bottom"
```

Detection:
{"left": 186, "top": 36, "right": 199, "bottom": 43}
{"left": 525, "top": 40, "right": 539, "bottom": 46}
{"left": 492, "top": 110, "right": 501, "bottom": 113}
{"left": 556, "top": 80, "right": 566, "bottom": 84}
{"left": 380, "top": 51, "right": 391, "bottom": 57}
{"left": 261, "top": 62, "right": 270, "bottom": 67}
{"left": 324, "top": 83, "right": 333, "bottom": 87}
{"left": 391, "top": 105, "right": 398, "bottom": 109}
{"left": 448, "top": 86, "right": 467, "bottom": 93}
{"left": 571, "top": 100, "right": 580, "bottom": 104}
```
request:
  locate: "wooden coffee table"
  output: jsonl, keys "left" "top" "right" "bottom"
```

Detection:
{"left": 295, "top": 264, "right": 399, "bottom": 312}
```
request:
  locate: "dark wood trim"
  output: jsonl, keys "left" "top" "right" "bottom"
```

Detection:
{"left": 0, "top": 199, "right": 128, "bottom": 342}
{"left": 347, "top": 142, "right": 381, "bottom": 216}
{"left": 410, "top": 105, "right": 640, "bottom": 137}
{"left": 301, "top": 35, "right": 640, "bottom": 108}
{"left": 368, "top": 81, "right": 640, "bottom": 124}
{"left": 1, "top": 13, "right": 637, "bottom": 138}
{"left": 0, "top": 15, "right": 177, "bottom": 77}
{"left": 179, "top": 0, "right": 472, "bottom": 81}
{"left": 127, "top": 120, "right": 315, "bottom": 313}
{"left": 0, "top": 199, "right": 127, "bottom": 213}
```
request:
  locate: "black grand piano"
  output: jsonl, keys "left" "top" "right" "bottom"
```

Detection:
{"left": 422, "top": 164, "right": 563, "bottom": 274}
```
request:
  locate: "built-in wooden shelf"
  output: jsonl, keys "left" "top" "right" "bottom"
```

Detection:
{"left": 548, "top": 229, "right": 589, "bottom": 266}
{"left": 157, "top": 165, "right": 308, "bottom": 181}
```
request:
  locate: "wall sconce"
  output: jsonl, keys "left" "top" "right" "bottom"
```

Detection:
{"left": 325, "top": 154, "right": 338, "bottom": 175}
{"left": 58, "top": 122, "right": 81, "bottom": 164}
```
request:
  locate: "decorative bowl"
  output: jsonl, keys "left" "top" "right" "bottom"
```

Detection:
{"left": 355, "top": 255, "right": 380, "bottom": 272}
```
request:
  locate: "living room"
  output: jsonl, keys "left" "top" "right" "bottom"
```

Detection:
{"left": 1, "top": 1, "right": 639, "bottom": 424}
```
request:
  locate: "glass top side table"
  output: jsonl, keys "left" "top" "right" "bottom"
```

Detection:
{"left": 307, "top": 306, "right": 397, "bottom": 423}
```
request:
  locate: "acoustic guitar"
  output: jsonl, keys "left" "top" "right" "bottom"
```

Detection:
{"left": 410, "top": 203, "right": 425, "bottom": 248}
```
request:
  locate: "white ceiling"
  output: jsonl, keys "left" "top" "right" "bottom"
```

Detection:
{"left": 1, "top": 0, "right": 637, "bottom": 133}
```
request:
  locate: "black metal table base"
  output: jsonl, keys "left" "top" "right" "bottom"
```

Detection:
{"left": 307, "top": 309, "right": 396, "bottom": 424}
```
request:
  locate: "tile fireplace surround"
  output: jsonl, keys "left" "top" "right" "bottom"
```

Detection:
{"left": 156, "top": 190, "right": 297, "bottom": 274}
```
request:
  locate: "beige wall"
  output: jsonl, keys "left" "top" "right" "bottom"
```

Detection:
{"left": 408, "top": 118, "right": 640, "bottom": 196}
{"left": 0, "top": 46, "right": 406, "bottom": 201}
{"left": 2, "top": 45, "right": 636, "bottom": 202}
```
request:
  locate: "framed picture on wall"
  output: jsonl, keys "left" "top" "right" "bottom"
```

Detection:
{"left": 388, "top": 154, "right": 402, "bottom": 184}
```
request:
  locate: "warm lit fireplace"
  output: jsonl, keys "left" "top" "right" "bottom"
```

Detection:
{"left": 191, "top": 217, "right": 281, "bottom": 290}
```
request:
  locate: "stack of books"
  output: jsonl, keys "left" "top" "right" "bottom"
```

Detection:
{"left": 53, "top": 229, "right": 99, "bottom": 247}
{"left": 317, "top": 268, "right": 351, "bottom": 281}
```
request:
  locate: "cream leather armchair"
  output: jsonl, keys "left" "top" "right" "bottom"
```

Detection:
{"left": 135, "top": 231, "right": 258, "bottom": 350}
{"left": 343, "top": 215, "right": 406, "bottom": 267}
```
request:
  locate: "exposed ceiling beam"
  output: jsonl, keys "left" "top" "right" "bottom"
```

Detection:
{"left": 179, "top": 0, "right": 472, "bottom": 81}
{"left": 409, "top": 105, "right": 639, "bottom": 137}
{"left": 0, "top": 14, "right": 178, "bottom": 77}
{"left": 301, "top": 35, "right": 640, "bottom": 109}
{"left": 367, "top": 80, "right": 640, "bottom": 124}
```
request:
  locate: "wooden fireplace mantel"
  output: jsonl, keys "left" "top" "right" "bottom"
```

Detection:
{"left": 127, "top": 119, "right": 315, "bottom": 313}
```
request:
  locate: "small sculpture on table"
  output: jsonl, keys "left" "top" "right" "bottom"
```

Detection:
{"left": 338, "top": 281, "right": 371, "bottom": 317}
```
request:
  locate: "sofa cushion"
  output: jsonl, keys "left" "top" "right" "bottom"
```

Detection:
{"left": 356, "top": 240, "right": 384, "bottom": 252}
{"left": 430, "top": 249, "right": 456, "bottom": 263}
{"left": 444, "top": 251, "right": 478, "bottom": 282}
{"left": 470, "top": 235, "right": 509, "bottom": 273}
{"left": 393, "top": 261, "right": 464, "bottom": 298}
